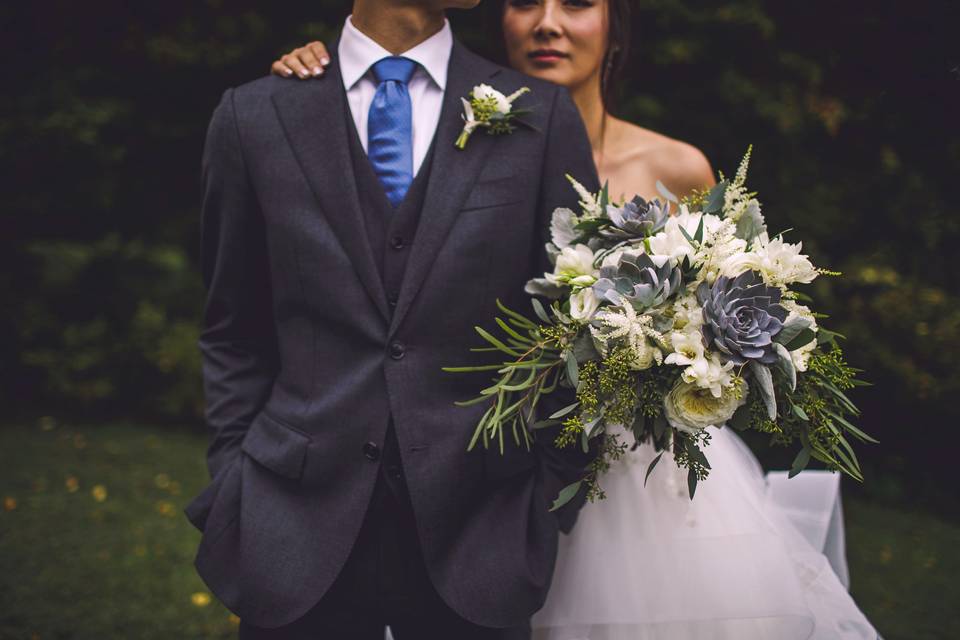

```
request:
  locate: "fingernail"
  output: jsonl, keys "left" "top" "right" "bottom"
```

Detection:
{"left": 320, "top": 57, "right": 330, "bottom": 66}
{"left": 284, "top": 69, "right": 293, "bottom": 76}
{"left": 312, "top": 66, "right": 322, "bottom": 76}
{"left": 299, "top": 69, "right": 309, "bottom": 77}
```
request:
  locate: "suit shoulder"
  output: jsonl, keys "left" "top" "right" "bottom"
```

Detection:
{"left": 227, "top": 74, "right": 291, "bottom": 103}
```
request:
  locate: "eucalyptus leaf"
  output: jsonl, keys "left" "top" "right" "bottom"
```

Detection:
{"left": 549, "top": 207, "right": 579, "bottom": 249}
{"left": 734, "top": 199, "right": 766, "bottom": 242}
{"left": 644, "top": 452, "right": 664, "bottom": 486}
{"left": 524, "top": 277, "right": 566, "bottom": 299}
{"left": 655, "top": 180, "right": 678, "bottom": 203}
{"left": 703, "top": 180, "right": 728, "bottom": 214}
{"left": 531, "top": 298, "right": 552, "bottom": 324}
{"left": 783, "top": 327, "right": 816, "bottom": 351}
{"left": 653, "top": 412, "right": 668, "bottom": 439}
{"left": 774, "top": 315, "right": 813, "bottom": 347}
{"left": 750, "top": 361, "right": 777, "bottom": 420}
{"left": 789, "top": 447, "right": 811, "bottom": 478}
{"left": 548, "top": 401, "right": 580, "bottom": 420}
{"left": 773, "top": 342, "right": 797, "bottom": 391}
{"left": 566, "top": 355, "right": 579, "bottom": 387}
{"left": 687, "top": 469, "right": 698, "bottom": 499}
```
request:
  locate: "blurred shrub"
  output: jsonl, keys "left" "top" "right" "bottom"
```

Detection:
{"left": 3, "top": 1, "right": 958, "bottom": 513}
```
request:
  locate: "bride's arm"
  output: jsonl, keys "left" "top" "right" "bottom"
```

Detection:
{"left": 271, "top": 41, "right": 331, "bottom": 78}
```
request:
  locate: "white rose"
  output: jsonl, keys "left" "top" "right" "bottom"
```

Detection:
{"left": 718, "top": 251, "right": 765, "bottom": 278}
{"left": 569, "top": 287, "right": 600, "bottom": 321}
{"left": 473, "top": 83, "right": 511, "bottom": 113}
{"left": 663, "top": 377, "right": 748, "bottom": 434}
{"left": 749, "top": 233, "right": 818, "bottom": 287}
{"left": 549, "top": 244, "right": 598, "bottom": 287}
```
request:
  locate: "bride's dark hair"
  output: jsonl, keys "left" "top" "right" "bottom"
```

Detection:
{"left": 482, "top": 0, "right": 632, "bottom": 113}
{"left": 601, "top": 0, "right": 631, "bottom": 112}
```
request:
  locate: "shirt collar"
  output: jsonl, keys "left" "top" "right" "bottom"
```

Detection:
{"left": 338, "top": 14, "right": 452, "bottom": 91}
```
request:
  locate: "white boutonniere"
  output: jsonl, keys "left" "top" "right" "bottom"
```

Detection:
{"left": 455, "top": 84, "right": 532, "bottom": 150}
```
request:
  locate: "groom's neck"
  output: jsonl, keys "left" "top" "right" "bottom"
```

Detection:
{"left": 351, "top": 0, "right": 446, "bottom": 54}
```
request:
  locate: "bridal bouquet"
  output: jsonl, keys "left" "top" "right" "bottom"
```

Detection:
{"left": 443, "top": 147, "right": 874, "bottom": 507}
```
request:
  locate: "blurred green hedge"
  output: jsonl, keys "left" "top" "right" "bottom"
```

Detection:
{"left": 3, "top": 1, "right": 958, "bottom": 514}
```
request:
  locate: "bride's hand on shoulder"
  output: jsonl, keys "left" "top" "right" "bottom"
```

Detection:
{"left": 271, "top": 41, "right": 330, "bottom": 79}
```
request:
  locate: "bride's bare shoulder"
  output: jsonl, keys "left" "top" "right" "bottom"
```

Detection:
{"left": 607, "top": 118, "right": 716, "bottom": 198}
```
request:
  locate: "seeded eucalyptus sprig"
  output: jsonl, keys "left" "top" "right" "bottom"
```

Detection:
{"left": 441, "top": 297, "right": 578, "bottom": 454}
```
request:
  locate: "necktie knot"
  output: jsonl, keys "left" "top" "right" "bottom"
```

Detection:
{"left": 371, "top": 56, "right": 417, "bottom": 85}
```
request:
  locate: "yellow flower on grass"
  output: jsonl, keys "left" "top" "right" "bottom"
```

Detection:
{"left": 228, "top": 614, "right": 241, "bottom": 626}
{"left": 65, "top": 476, "right": 79, "bottom": 493}
{"left": 91, "top": 484, "right": 107, "bottom": 502}
{"left": 153, "top": 473, "right": 171, "bottom": 489}
{"left": 4, "top": 496, "right": 16, "bottom": 511}
{"left": 155, "top": 500, "right": 176, "bottom": 517}
{"left": 192, "top": 592, "right": 212, "bottom": 607}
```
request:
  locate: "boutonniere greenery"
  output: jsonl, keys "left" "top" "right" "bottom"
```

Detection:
{"left": 455, "top": 84, "right": 532, "bottom": 150}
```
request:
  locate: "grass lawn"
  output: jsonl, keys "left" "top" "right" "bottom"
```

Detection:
{"left": 1, "top": 419, "right": 957, "bottom": 639}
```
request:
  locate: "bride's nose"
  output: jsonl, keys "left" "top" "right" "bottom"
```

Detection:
{"left": 533, "top": 1, "right": 563, "bottom": 40}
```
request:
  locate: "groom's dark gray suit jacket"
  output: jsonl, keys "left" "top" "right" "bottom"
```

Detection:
{"left": 184, "top": 36, "right": 600, "bottom": 629}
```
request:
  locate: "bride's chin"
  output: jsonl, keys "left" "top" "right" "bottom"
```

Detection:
{"left": 520, "top": 65, "right": 574, "bottom": 87}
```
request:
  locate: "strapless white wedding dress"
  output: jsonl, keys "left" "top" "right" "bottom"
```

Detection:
{"left": 530, "top": 424, "right": 879, "bottom": 640}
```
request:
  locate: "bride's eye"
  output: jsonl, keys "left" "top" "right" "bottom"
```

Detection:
{"left": 507, "top": 0, "right": 540, "bottom": 8}
{"left": 563, "top": 0, "right": 596, "bottom": 8}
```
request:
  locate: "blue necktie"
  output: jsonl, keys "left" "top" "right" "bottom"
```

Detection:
{"left": 368, "top": 56, "right": 417, "bottom": 208}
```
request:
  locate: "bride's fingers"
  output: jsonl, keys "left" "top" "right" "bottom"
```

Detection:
{"left": 307, "top": 41, "right": 331, "bottom": 68}
{"left": 282, "top": 53, "right": 312, "bottom": 79}
{"left": 293, "top": 47, "right": 324, "bottom": 77}
{"left": 271, "top": 60, "right": 294, "bottom": 78}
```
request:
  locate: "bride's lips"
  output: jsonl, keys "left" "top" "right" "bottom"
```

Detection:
{"left": 528, "top": 49, "right": 569, "bottom": 65}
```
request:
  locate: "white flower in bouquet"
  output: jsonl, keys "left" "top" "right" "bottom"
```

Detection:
{"left": 748, "top": 232, "right": 818, "bottom": 288}
{"left": 569, "top": 287, "right": 601, "bottom": 321}
{"left": 696, "top": 223, "right": 747, "bottom": 285}
{"left": 548, "top": 244, "right": 599, "bottom": 288}
{"left": 665, "top": 330, "right": 737, "bottom": 398}
{"left": 590, "top": 304, "right": 664, "bottom": 370}
{"left": 647, "top": 215, "right": 698, "bottom": 264}
{"left": 663, "top": 376, "right": 748, "bottom": 434}
{"left": 669, "top": 294, "right": 704, "bottom": 332}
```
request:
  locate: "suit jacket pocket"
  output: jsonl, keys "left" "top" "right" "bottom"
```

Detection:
{"left": 461, "top": 175, "right": 524, "bottom": 212}
{"left": 240, "top": 410, "right": 312, "bottom": 481}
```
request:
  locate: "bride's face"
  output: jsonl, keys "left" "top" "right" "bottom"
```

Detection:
{"left": 502, "top": 0, "right": 608, "bottom": 92}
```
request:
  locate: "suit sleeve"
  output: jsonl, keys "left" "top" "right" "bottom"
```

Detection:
{"left": 531, "top": 85, "right": 602, "bottom": 533}
{"left": 198, "top": 88, "right": 280, "bottom": 481}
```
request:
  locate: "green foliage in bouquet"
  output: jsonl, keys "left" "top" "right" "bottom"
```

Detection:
{"left": 446, "top": 147, "right": 875, "bottom": 507}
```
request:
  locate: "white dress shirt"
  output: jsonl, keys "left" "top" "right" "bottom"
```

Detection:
{"left": 337, "top": 15, "right": 452, "bottom": 176}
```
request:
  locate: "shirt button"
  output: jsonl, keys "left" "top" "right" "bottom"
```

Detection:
{"left": 389, "top": 341, "right": 405, "bottom": 359}
{"left": 363, "top": 442, "right": 380, "bottom": 461}
{"left": 389, "top": 236, "right": 405, "bottom": 250}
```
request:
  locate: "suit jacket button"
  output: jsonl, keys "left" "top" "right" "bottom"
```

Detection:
{"left": 389, "top": 236, "right": 405, "bottom": 249}
{"left": 363, "top": 442, "right": 380, "bottom": 461}
{"left": 387, "top": 293, "right": 398, "bottom": 308}
{"left": 389, "top": 341, "right": 405, "bottom": 359}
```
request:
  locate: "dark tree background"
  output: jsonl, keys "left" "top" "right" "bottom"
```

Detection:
{"left": 3, "top": 0, "right": 959, "bottom": 516}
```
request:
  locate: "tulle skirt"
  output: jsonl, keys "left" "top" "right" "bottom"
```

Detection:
{"left": 530, "top": 425, "right": 878, "bottom": 640}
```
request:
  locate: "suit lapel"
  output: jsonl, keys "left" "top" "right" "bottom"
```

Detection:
{"left": 272, "top": 54, "right": 391, "bottom": 324}
{"left": 387, "top": 40, "right": 501, "bottom": 339}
